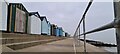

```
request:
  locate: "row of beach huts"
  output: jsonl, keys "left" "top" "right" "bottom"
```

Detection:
{"left": 1, "top": 1, "right": 70, "bottom": 37}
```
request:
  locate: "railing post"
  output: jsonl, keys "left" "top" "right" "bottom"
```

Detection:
{"left": 78, "top": 26, "right": 80, "bottom": 46}
{"left": 114, "top": 0, "right": 120, "bottom": 54}
{"left": 77, "top": 29, "right": 79, "bottom": 46}
{"left": 83, "top": 16, "right": 86, "bottom": 54}
{"left": 73, "top": 0, "right": 93, "bottom": 53}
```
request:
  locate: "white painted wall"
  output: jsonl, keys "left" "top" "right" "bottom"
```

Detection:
{"left": 0, "top": 1, "right": 8, "bottom": 31}
{"left": 0, "top": 0, "right": 2, "bottom": 53}
{"left": 0, "top": 0, "right": 2, "bottom": 30}
{"left": 29, "top": 15, "right": 41, "bottom": 34}
{"left": 63, "top": 31, "right": 65, "bottom": 37}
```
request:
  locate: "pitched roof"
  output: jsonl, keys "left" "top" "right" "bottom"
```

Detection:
{"left": 29, "top": 12, "right": 41, "bottom": 18}
{"left": 9, "top": 3, "right": 28, "bottom": 13}
{"left": 58, "top": 27, "right": 63, "bottom": 31}
{"left": 47, "top": 21, "right": 51, "bottom": 25}
{"left": 40, "top": 16, "right": 47, "bottom": 21}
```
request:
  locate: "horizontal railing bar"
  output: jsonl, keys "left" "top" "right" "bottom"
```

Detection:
{"left": 79, "top": 18, "right": 120, "bottom": 36}
{"left": 80, "top": 21, "right": 115, "bottom": 36}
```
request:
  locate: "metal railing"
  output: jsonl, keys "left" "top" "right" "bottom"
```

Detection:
{"left": 73, "top": 0, "right": 93, "bottom": 54}
{"left": 73, "top": 0, "right": 120, "bottom": 54}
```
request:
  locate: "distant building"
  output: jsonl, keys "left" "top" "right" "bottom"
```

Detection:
{"left": 7, "top": 3, "right": 29, "bottom": 33}
{"left": 28, "top": 12, "right": 41, "bottom": 35}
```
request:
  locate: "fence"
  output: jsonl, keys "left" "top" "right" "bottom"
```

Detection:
{"left": 73, "top": 0, "right": 120, "bottom": 54}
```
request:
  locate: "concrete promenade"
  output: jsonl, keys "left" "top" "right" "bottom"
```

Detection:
{"left": 15, "top": 38, "right": 107, "bottom": 52}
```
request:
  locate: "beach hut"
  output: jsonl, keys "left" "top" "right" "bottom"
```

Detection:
{"left": 27, "top": 12, "right": 41, "bottom": 34}
{"left": 47, "top": 21, "right": 51, "bottom": 35}
{"left": 65, "top": 32, "right": 68, "bottom": 37}
{"left": 7, "top": 3, "right": 29, "bottom": 33}
{"left": 58, "top": 27, "right": 63, "bottom": 36}
{"left": 40, "top": 16, "right": 48, "bottom": 35}
{"left": 55, "top": 27, "right": 59, "bottom": 36}
{"left": 0, "top": 0, "right": 8, "bottom": 31}
{"left": 63, "top": 31, "right": 65, "bottom": 37}
{"left": 51, "top": 24, "right": 57, "bottom": 36}
{"left": 55, "top": 27, "right": 63, "bottom": 37}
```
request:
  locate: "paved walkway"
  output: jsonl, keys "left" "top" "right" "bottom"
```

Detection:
{"left": 16, "top": 38, "right": 107, "bottom": 52}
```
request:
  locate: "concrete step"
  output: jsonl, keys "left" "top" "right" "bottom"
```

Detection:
{"left": 2, "top": 32, "right": 66, "bottom": 50}
{"left": 2, "top": 32, "right": 64, "bottom": 44}
{"left": 6, "top": 38, "right": 64, "bottom": 50}
{"left": 2, "top": 45, "right": 15, "bottom": 52}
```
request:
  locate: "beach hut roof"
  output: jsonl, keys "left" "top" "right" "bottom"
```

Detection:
{"left": 40, "top": 16, "right": 48, "bottom": 21}
{"left": 47, "top": 21, "right": 51, "bottom": 24}
{"left": 29, "top": 12, "right": 41, "bottom": 19}
{"left": 9, "top": 3, "right": 28, "bottom": 13}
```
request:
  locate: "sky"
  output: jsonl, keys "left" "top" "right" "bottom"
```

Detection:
{"left": 1, "top": 0, "right": 117, "bottom": 44}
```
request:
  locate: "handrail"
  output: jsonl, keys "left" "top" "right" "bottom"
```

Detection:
{"left": 73, "top": 0, "right": 93, "bottom": 36}
{"left": 74, "top": 0, "right": 120, "bottom": 54}
{"left": 73, "top": 0, "right": 93, "bottom": 54}
{"left": 80, "top": 21, "right": 115, "bottom": 36}
{"left": 80, "top": 18, "right": 120, "bottom": 36}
